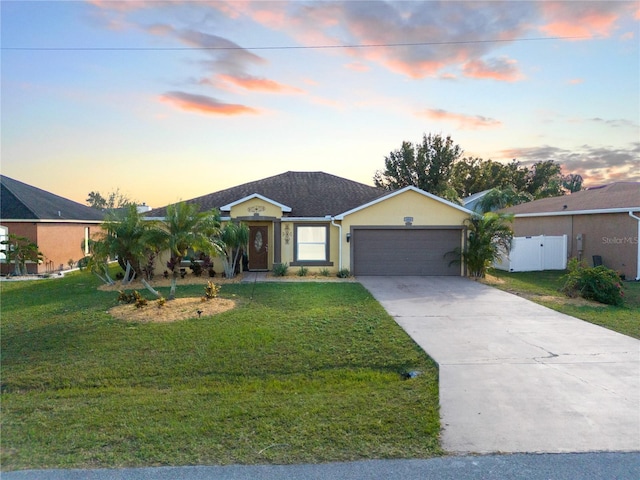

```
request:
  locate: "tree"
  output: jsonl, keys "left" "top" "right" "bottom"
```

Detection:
{"left": 562, "top": 173, "right": 584, "bottom": 193}
{"left": 522, "top": 160, "right": 564, "bottom": 199}
{"left": 448, "top": 213, "right": 514, "bottom": 278}
{"left": 86, "top": 188, "right": 134, "bottom": 210}
{"left": 80, "top": 237, "right": 116, "bottom": 286}
{"left": 217, "top": 222, "right": 249, "bottom": 278}
{"left": 476, "top": 187, "right": 533, "bottom": 213}
{"left": 86, "top": 191, "right": 107, "bottom": 210}
{"left": 0, "top": 234, "right": 43, "bottom": 275}
{"left": 450, "top": 157, "right": 519, "bottom": 198}
{"left": 157, "top": 202, "right": 222, "bottom": 300}
{"left": 373, "top": 133, "right": 463, "bottom": 199}
{"left": 93, "top": 204, "right": 157, "bottom": 284}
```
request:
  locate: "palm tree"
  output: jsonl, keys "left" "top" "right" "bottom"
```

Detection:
{"left": 477, "top": 187, "right": 532, "bottom": 213}
{"left": 217, "top": 222, "right": 249, "bottom": 278}
{"left": 95, "top": 204, "right": 157, "bottom": 284}
{"left": 0, "top": 234, "right": 43, "bottom": 276}
{"left": 157, "top": 202, "right": 221, "bottom": 300}
{"left": 449, "top": 212, "right": 514, "bottom": 278}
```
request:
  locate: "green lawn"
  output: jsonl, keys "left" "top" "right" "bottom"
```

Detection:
{"left": 486, "top": 269, "right": 640, "bottom": 339}
{"left": 0, "top": 273, "right": 440, "bottom": 471}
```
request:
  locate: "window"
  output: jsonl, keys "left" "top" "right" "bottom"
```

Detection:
{"left": 84, "top": 227, "right": 90, "bottom": 255}
{"left": 0, "top": 225, "right": 7, "bottom": 262}
{"left": 293, "top": 224, "right": 332, "bottom": 266}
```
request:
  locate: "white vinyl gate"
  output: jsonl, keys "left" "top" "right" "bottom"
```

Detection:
{"left": 494, "top": 235, "right": 567, "bottom": 272}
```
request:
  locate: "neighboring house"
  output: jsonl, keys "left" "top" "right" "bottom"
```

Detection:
{"left": 462, "top": 189, "right": 491, "bottom": 213}
{"left": 147, "top": 171, "right": 472, "bottom": 276}
{"left": 0, "top": 175, "right": 104, "bottom": 275}
{"left": 501, "top": 182, "right": 640, "bottom": 280}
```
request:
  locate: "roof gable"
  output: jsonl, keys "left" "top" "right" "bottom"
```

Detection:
{"left": 220, "top": 193, "right": 292, "bottom": 213}
{"left": 502, "top": 182, "right": 640, "bottom": 216}
{"left": 0, "top": 175, "right": 104, "bottom": 221}
{"left": 335, "top": 186, "right": 472, "bottom": 219}
{"left": 147, "top": 171, "right": 387, "bottom": 218}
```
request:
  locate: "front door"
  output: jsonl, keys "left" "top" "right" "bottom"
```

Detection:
{"left": 249, "top": 226, "right": 268, "bottom": 270}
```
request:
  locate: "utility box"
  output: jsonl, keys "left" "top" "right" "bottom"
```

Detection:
{"left": 494, "top": 235, "right": 568, "bottom": 272}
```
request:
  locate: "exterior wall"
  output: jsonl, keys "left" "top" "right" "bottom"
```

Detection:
{"left": 0, "top": 222, "right": 38, "bottom": 274}
{"left": 341, "top": 190, "right": 470, "bottom": 273}
{"left": 228, "top": 198, "right": 283, "bottom": 219}
{"left": 1, "top": 221, "right": 101, "bottom": 275}
{"left": 513, "top": 213, "right": 639, "bottom": 279}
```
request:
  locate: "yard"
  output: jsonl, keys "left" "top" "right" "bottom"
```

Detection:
{"left": 484, "top": 269, "right": 640, "bottom": 339}
{"left": 0, "top": 272, "right": 440, "bottom": 471}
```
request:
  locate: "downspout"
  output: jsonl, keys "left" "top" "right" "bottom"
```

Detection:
{"left": 629, "top": 211, "right": 640, "bottom": 281}
{"left": 330, "top": 217, "right": 342, "bottom": 271}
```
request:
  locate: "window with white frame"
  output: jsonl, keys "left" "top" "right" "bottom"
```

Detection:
{"left": 0, "top": 225, "right": 7, "bottom": 262}
{"left": 295, "top": 225, "right": 328, "bottom": 262}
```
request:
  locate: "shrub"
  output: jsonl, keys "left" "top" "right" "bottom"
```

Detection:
{"left": 272, "top": 263, "right": 288, "bottom": 277}
{"left": 117, "top": 290, "right": 149, "bottom": 308}
{"left": 319, "top": 268, "right": 331, "bottom": 277}
{"left": 297, "top": 266, "right": 309, "bottom": 277}
{"left": 561, "top": 259, "right": 624, "bottom": 306}
{"left": 204, "top": 281, "right": 220, "bottom": 300}
{"left": 133, "top": 291, "right": 148, "bottom": 308}
{"left": 190, "top": 260, "right": 203, "bottom": 277}
{"left": 117, "top": 290, "right": 135, "bottom": 304}
{"left": 337, "top": 268, "right": 350, "bottom": 278}
{"left": 156, "top": 297, "right": 166, "bottom": 308}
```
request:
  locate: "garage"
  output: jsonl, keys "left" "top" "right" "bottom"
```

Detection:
{"left": 352, "top": 228, "right": 464, "bottom": 276}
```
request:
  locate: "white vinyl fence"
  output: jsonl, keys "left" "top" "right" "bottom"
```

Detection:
{"left": 494, "top": 235, "right": 567, "bottom": 272}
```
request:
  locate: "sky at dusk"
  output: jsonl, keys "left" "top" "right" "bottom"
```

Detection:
{"left": 2, "top": 0, "right": 639, "bottom": 209}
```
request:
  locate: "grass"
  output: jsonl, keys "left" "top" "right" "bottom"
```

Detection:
{"left": 486, "top": 269, "right": 640, "bottom": 339}
{"left": 0, "top": 272, "right": 440, "bottom": 471}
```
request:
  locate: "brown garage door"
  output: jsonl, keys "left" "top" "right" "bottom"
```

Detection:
{"left": 352, "top": 228, "right": 462, "bottom": 276}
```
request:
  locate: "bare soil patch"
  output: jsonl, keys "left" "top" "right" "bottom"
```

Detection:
{"left": 101, "top": 274, "right": 239, "bottom": 322}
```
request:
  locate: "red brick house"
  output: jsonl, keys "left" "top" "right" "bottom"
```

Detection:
{"left": 1, "top": 175, "right": 104, "bottom": 275}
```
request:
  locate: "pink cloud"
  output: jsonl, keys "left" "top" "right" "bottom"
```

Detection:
{"left": 216, "top": 74, "right": 303, "bottom": 93}
{"left": 539, "top": 2, "right": 626, "bottom": 37}
{"left": 344, "top": 62, "right": 370, "bottom": 72}
{"left": 159, "top": 91, "right": 258, "bottom": 116}
{"left": 568, "top": 78, "right": 584, "bottom": 85}
{"left": 463, "top": 57, "right": 524, "bottom": 82}
{"left": 419, "top": 109, "right": 502, "bottom": 129}
{"left": 620, "top": 31, "right": 635, "bottom": 41}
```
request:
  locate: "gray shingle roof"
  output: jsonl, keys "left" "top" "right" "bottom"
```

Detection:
{"left": 147, "top": 171, "right": 388, "bottom": 218}
{"left": 0, "top": 175, "right": 105, "bottom": 221}
{"left": 502, "top": 182, "right": 640, "bottom": 215}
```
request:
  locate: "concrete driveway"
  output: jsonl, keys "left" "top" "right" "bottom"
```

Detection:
{"left": 358, "top": 276, "right": 640, "bottom": 454}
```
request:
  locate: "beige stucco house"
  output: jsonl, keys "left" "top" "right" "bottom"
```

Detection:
{"left": 147, "top": 171, "right": 472, "bottom": 276}
{"left": 501, "top": 182, "right": 640, "bottom": 280}
{"left": 0, "top": 175, "right": 105, "bottom": 275}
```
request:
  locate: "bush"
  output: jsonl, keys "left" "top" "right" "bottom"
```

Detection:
{"left": 297, "top": 266, "right": 309, "bottom": 277}
{"left": 272, "top": 263, "right": 288, "bottom": 277}
{"left": 561, "top": 259, "right": 624, "bottom": 306}
{"left": 337, "top": 268, "right": 350, "bottom": 278}
{"left": 319, "top": 268, "right": 331, "bottom": 277}
{"left": 203, "top": 281, "right": 220, "bottom": 300}
{"left": 190, "top": 261, "right": 203, "bottom": 277}
{"left": 117, "top": 290, "right": 149, "bottom": 308}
